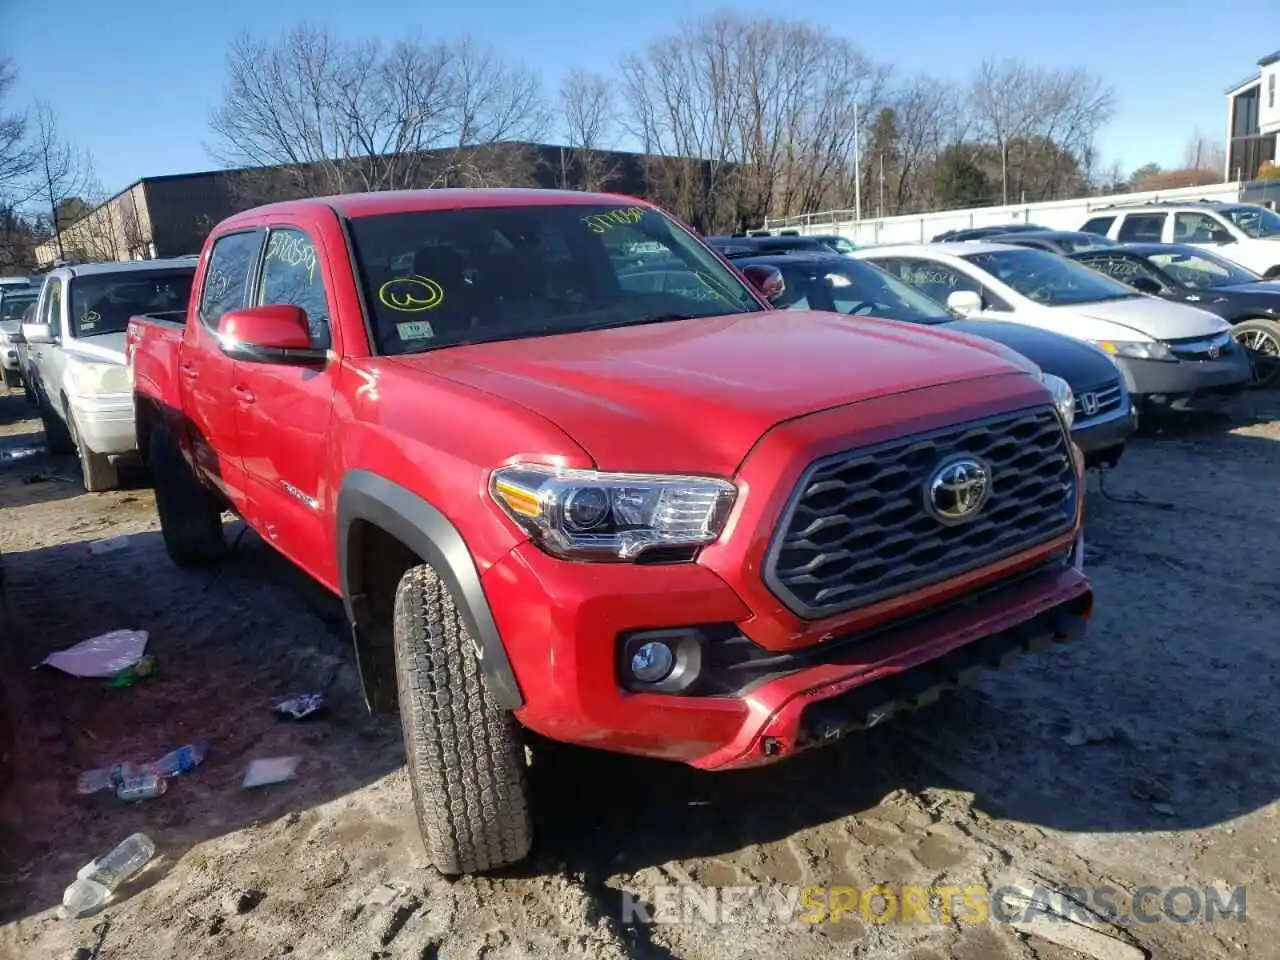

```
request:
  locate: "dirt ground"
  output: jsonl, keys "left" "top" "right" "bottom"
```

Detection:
{"left": 0, "top": 384, "right": 1277, "bottom": 960}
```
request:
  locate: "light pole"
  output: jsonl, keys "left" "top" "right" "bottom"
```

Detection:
{"left": 853, "top": 101, "right": 862, "bottom": 222}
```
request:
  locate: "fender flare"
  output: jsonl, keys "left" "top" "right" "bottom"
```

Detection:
{"left": 336, "top": 470, "right": 524, "bottom": 711}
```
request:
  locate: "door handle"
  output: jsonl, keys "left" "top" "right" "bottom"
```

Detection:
{"left": 179, "top": 362, "right": 198, "bottom": 380}
{"left": 232, "top": 384, "right": 255, "bottom": 404}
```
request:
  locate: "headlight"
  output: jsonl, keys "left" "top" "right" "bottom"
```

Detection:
{"left": 1091, "top": 339, "right": 1175, "bottom": 363}
{"left": 1041, "top": 373, "right": 1075, "bottom": 429}
{"left": 490, "top": 464, "right": 737, "bottom": 561}
{"left": 64, "top": 359, "right": 130, "bottom": 397}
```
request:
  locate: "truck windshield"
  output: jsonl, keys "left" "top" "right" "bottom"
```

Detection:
{"left": 346, "top": 203, "right": 766, "bottom": 354}
{"left": 69, "top": 269, "right": 195, "bottom": 338}
{"left": 1219, "top": 204, "right": 1280, "bottom": 239}
{"left": 0, "top": 292, "right": 37, "bottom": 323}
{"left": 962, "top": 248, "right": 1140, "bottom": 306}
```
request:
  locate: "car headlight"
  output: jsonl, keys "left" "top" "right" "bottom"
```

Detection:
{"left": 1091, "top": 339, "right": 1175, "bottom": 363}
{"left": 490, "top": 464, "right": 737, "bottom": 561}
{"left": 1041, "top": 373, "right": 1075, "bottom": 429}
{"left": 64, "top": 359, "right": 130, "bottom": 397}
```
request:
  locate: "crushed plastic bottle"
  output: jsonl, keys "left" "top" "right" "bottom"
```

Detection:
{"left": 152, "top": 742, "right": 210, "bottom": 778}
{"left": 103, "top": 654, "right": 158, "bottom": 689}
{"left": 61, "top": 833, "right": 156, "bottom": 918}
{"left": 115, "top": 774, "right": 166, "bottom": 802}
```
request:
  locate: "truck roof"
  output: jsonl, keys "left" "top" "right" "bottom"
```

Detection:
{"left": 224, "top": 188, "right": 648, "bottom": 225}
{"left": 48, "top": 257, "right": 197, "bottom": 280}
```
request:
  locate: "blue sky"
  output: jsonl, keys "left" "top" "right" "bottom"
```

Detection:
{"left": 2, "top": 0, "right": 1275, "bottom": 198}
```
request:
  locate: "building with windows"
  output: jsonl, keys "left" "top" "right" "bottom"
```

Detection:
{"left": 1226, "top": 50, "right": 1280, "bottom": 182}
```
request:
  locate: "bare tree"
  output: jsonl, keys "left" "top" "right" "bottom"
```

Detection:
{"left": 208, "top": 25, "right": 549, "bottom": 195}
{"left": 0, "top": 59, "right": 35, "bottom": 208}
{"left": 28, "top": 102, "right": 92, "bottom": 260}
{"left": 1183, "top": 129, "right": 1226, "bottom": 177}
{"left": 557, "top": 69, "right": 618, "bottom": 191}
{"left": 970, "top": 58, "right": 1114, "bottom": 205}
{"left": 619, "top": 13, "right": 887, "bottom": 231}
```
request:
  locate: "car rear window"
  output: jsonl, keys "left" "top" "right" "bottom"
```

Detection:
{"left": 346, "top": 203, "right": 764, "bottom": 354}
{"left": 69, "top": 268, "right": 196, "bottom": 338}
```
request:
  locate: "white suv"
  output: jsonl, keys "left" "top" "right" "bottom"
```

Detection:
{"left": 1080, "top": 201, "right": 1280, "bottom": 278}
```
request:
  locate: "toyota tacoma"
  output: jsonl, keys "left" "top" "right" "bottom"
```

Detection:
{"left": 127, "top": 188, "right": 1092, "bottom": 875}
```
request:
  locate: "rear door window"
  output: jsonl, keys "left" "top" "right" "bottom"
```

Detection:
{"left": 199, "top": 231, "right": 264, "bottom": 330}
{"left": 1116, "top": 214, "right": 1167, "bottom": 243}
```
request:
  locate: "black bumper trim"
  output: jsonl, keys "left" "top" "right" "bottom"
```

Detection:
{"left": 795, "top": 593, "right": 1091, "bottom": 749}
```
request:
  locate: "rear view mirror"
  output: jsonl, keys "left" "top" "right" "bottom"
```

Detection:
{"left": 741, "top": 264, "right": 786, "bottom": 302}
{"left": 946, "top": 290, "right": 982, "bottom": 317}
{"left": 21, "top": 322, "right": 55, "bottom": 345}
{"left": 1129, "top": 277, "right": 1162, "bottom": 295}
{"left": 217, "top": 305, "right": 326, "bottom": 366}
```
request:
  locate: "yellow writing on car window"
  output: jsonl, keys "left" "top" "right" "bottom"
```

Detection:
{"left": 379, "top": 276, "right": 444, "bottom": 312}
{"left": 693, "top": 271, "right": 731, "bottom": 302}
{"left": 582, "top": 206, "right": 646, "bottom": 234}
{"left": 267, "top": 231, "right": 318, "bottom": 283}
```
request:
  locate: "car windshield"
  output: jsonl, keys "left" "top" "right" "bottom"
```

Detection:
{"left": 0, "top": 292, "right": 37, "bottom": 323}
{"left": 1219, "top": 205, "right": 1280, "bottom": 238}
{"left": 347, "top": 203, "right": 765, "bottom": 354}
{"left": 962, "top": 248, "right": 1140, "bottom": 306}
{"left": 1144, "top": 247, "right": 1264, "bottom": 288}
{"left": 69, "top": 269, "right": 195, "bottom": 338}
{"left": 767, "top": 257, "right": 953, "bottom": 323}
{"left": 1074, "top": 253, "right": 1175, "bottom": 294}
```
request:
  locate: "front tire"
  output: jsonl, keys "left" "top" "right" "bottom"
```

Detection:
{"left": 392, "top": 563, "right": 533, "bottom": 875}
{"left": 67, "top": 415, "right": 118, "bottom": 493}
{"left": 1231, "top": 318, "right": 1280, "bottom": 388}
{"left": 150, "top": 420, "right": 226, "bottom": 568}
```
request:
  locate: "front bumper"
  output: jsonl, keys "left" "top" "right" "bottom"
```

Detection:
{"left": 66, "top": 392, "right": 137, "bottom": 456}
{"left": 1114, "top": 350, "right": 1251, "bottom": 410}
{"left": 485, "top": 541, "right": 1091, "bottom": 769}
{"left": 1072, "top": 404, "right": 1136, "bottom": 466}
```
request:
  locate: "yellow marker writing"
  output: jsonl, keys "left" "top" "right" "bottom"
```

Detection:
{"left": 379, "top": 276, "right": 444, "bottom": 312}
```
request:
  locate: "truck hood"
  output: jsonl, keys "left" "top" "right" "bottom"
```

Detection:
{"left": 65, "top": 331, "right": 128, "bottom": 365}
{"left": 392, "top": 310, "right": 1029, "bottom": 474}
{"left": 1058, "top": 294, "right": 1230, "bottom": 341}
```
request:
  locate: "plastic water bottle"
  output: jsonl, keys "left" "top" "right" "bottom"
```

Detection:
{"left": 77, "top": 761, "right": 152, "bottom": 795}
{"left": 116, "top": 774, "right": 166, "bottom": 801}
{"left": 153, "top": 742, "right": 210, "bottom": 778}
{"left": 61, "top": 833, "right": 156, "bottom": 918}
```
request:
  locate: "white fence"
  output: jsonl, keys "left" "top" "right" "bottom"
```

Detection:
{"left": 762, "top": 181, "right": 1245, "bottom": 246}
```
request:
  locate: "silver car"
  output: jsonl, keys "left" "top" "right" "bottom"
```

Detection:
{"left": 22, "top": 259, "right": 196, "bottom": 491}
{"left": 0, "top": 284, "right": 40, "bottom": 390}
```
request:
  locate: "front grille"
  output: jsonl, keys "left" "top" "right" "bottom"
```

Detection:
{"left": 1073, "top": 378, "right": 1124, "bottom": 421}
{"left": 765, "top": 407, "right": 1077, "bottom": 619}
{"left": 1167, "top": 331, "right": 1235, "bottom": 362}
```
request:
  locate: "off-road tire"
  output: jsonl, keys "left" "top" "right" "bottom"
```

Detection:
{"left": 38, "top": 396, "right": 74, "bottom": 455}
{"left": 150, "top": 421, "right": 226, "bottom": 568}
{"left": 67, "top": 414, "right": 118, "bottom": 493}
{"left": 393, "top": 563, "right": 532, "bottom": 875}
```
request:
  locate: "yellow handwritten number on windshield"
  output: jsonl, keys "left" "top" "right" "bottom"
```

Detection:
{"left": 379, "top": 276, "right": 444, "bottom": 312}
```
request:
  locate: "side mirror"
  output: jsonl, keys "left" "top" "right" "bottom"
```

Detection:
{"left": 741, "top": 264, "right": 786, "bottom": 302}
{"left": 1210, "top": 231, "right": 1234, "bottom": 244}
{"left": 217, "top": 305, "right": 326, "bottom": 366}
{"left": 8, "top": 329, "right": 25, "bottom": 345}
{"left": 946, "top": 290, "right": 982, "bottom": 317}
{"left": 21, "top": 322, "right": 56, "bottom": 345}
{"left": 1129, "top": 276, "right": 1162, "bottom": 295}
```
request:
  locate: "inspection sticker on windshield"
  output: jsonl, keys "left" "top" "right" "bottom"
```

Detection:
{"left": 396, "top": 320, "right": 435, "bottom": 340}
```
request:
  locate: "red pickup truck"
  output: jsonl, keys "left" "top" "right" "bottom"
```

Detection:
{"left": 127, "top": 189, "right": 1092, "bottom": 875}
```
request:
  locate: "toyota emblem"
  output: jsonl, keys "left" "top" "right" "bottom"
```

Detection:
{"left": 924, "top": 456, "right": 992, "bottom": 525}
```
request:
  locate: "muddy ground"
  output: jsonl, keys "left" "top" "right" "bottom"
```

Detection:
{"left": 0, "top": 385, "right": 1276, "bottom": 960}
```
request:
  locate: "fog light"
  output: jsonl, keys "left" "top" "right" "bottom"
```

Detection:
{"left": 630, "top": 641, "right": 675, "bottom": 683}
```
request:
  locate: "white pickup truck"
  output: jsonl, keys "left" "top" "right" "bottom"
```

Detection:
{"left": 22, "top": 259, "right": 196, "bottom": 491}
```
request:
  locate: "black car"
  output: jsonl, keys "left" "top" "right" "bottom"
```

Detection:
{"left": 1068, "top": 243, "right": 1280, "bottom": 386}
{"left": 930, "top": 223, "right": 1049, "bottom": 242}
{"left": 705, "top": 235, "right": 834, "bottom": 257}
{"left": 984, "top": 230, "right": 1118, "bottom": 255}
{"left": 732, "top": 251, "right": 1134, "bottom": 467}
